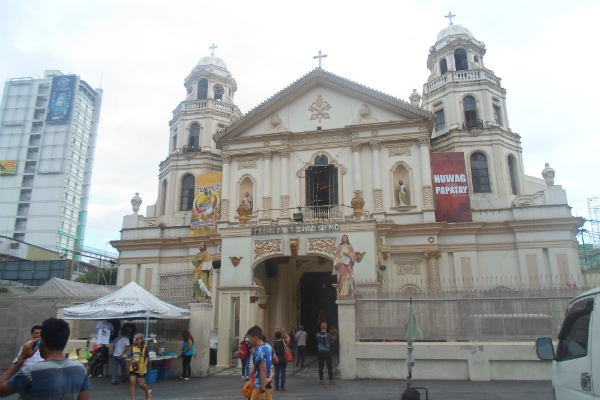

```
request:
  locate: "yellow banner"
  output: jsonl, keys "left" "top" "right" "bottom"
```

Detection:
{"left": 189, "top": 172, "right": 222, "bottom": 236}
{"left": 0, "top": 160, "right": 17, "bottom": 175}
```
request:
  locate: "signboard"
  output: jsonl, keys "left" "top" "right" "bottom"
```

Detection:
{"left": 251, "top": 223, "right": 340, "bottom": 236}
{"left": 0, "top": 160, "right": 17, "bottom": 175}
{"left": 46, "top": 75, "right": 76, "bottom": 122}
{"left": 431, "top": 152, "right": 472, "bottom": 223}
{"left": 188, "top": 172, "right": 222, "bottom": 236}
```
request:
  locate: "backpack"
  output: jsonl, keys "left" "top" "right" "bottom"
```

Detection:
{"left": 238, "top": 343, "right": 248, "bottom": 360}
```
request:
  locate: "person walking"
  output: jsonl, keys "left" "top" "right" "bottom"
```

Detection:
{"left": 247, "top": 325, "right": 273, "bottom": 400}
{"left": 111, "top": 328, "right": 130, "bottom": 384}
{"left": 180, "top": 330, "right": 194, "bottom": 380}
{"left": 273, "top": 328, "right": 289, "bottom": 391}
{"left": 288, "top": 327, "right": 297, "bottom": 358}
{"left": 238, "top": 335, "right": 251, "bottom": 380}
{"left": 128, "top": 333, "right": 151, "bottom": 400}
{"left": 295, "top": 325, "right": 307, "bottom": 368}
{"left": 316, "top": 322, "right": 334, "bottom": 386}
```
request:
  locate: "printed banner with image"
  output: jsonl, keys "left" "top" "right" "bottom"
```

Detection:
{"left": 46, "top": 75, "right": 76, "bottom": 123}
{"left": 431, "top": 152, "right": 472, "bottom": 223}
{"left": 189, "top": 172, "right": 222, "bottom": 236}
{"left": 0, "top": 160, "right": 17, "bottom": 175}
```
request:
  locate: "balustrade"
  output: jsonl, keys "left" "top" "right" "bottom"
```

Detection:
{"left": 426, "top": 70, "right": 501, "bottom": 93}
{"left": 246, "top": 204, "right": 371, "bottom": 225}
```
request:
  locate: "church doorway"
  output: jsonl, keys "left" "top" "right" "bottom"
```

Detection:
{"left": 298, "top": 271, "right": 338, "bottom": 354}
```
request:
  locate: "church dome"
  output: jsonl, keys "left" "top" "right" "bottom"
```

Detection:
{"left": 436, "top": 24, "right": 474, "bottom": 42}
{"left": 196, "top": 55, "right": 228, "bottom": 70}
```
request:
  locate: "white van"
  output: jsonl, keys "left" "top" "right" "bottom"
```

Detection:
{"left": 536, "top": 286, "right": 599, "bottom": 399}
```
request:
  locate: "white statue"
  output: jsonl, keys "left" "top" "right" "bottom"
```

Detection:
{"left": 397, "top": 180, "right": 409, "bottom": 206}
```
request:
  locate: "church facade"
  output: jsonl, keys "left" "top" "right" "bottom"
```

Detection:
{"left": 112, "top": 21, "right": 583, "bottom": 370}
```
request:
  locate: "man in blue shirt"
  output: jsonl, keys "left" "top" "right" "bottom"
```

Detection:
{"left": 316, "top": 322, "right": 334, "bottom": 385}
{"left": 248, "top": 326, "right": 273, "bottom": 400}
{"left": 0, "top": 318, "right": 90, "bottom": 399}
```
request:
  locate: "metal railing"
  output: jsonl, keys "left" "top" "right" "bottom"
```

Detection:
{"left": 462, "top": 119, "right": 484, "bottom": 130}
{"left": 247, "top": 204, "right": 371, "bottom": 224}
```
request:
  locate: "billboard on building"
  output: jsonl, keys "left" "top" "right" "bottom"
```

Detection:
{"left": 431, "top": 152, "right": 472, "bottom": 223}
{"left": 46, "top": 75, "right": 76, "bottom": 122}
{"left": 189, "top": 172, "right": 222, "bottom": 236}
{"left": 0, "top": 160, "right": 17, "bottom": 175}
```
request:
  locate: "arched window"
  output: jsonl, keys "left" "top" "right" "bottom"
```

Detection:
{"left": 189, "top": 123, "right": 200, "bottom": 147}
{"left": 454, "top": 48, "right": 469, "bottom": 71}
{"left": 181, "top": 175, "right": 195, "bottom": 211}
{"left": 440, "top": 58, "right": 448, "bottom": 75}
{"left": 464, "top": 96, "right": 477, "bottom": 128}
{"left": 314, "top": 154, "right": 329, "bottom": 165}
{"left": 470, "top": 152, "right": 490, "bottom": 193}
{"left": 197, "top": 78, "right": 208, "bottom": 100}
{"left": 508, "top": 155, "right": 518, "bottom": 195}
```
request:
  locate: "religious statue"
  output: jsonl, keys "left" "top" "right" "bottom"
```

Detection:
{"left": 192, "top": 243, "right": 212, "bottom": 299}
{"left": 541, "top": 163, "right": 555, "bottom": 187}
{"left": 397, "top": 180, "right": 409, "bottom": 206}
{"left": 333, "top": 235, "right": 356, "bottom": 296}
{"left": 243, "top": 192, "right": 253, "bottom": 212}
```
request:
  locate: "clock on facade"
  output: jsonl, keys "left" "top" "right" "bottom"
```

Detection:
{"left": 213, "top": 84, "right": 224, "bottom": 96}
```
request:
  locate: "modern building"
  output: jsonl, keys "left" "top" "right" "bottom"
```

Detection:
{"left": 111, "top": 18, "right": 584, "bottom": 372}
{"left": 0, "top": 70, "right": 103, "bottom": 259}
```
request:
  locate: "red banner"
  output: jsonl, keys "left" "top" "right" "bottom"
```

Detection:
{"left": 431, "top": 152, "right": 472, "bottom": 223}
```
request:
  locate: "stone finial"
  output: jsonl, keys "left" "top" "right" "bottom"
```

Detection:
{"left": 541, "top": 163, "right": 555, "bottom": 187}
{"left": 409, "top": 89, "right": 422, "bottom": 108}
{"left": 131, "top": 192, "right": 142, "bottom": 214}
{"left": 351, "top": 193, "right": 365, "bottom": 220}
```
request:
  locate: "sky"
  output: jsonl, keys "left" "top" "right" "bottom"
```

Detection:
{"left": 1, "top": 0, "right": 598, "bottom": 252}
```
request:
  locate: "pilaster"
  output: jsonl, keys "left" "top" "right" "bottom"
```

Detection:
{"left": 189, "top": 301, "right": 213, "bottom": 376}
{"left": 337, "top": 299, "right": 357, "bottom": 379}
{"left": 424, "top": 251, "right": 442, "bottom": 291}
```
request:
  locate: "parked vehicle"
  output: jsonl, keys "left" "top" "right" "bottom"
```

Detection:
{"left": 536, "top": 286, "right": 600, "bottom": 399}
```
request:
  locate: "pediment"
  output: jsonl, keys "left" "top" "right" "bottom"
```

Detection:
{"left": 215, "top": 69, "right": 432, "bottom": 141}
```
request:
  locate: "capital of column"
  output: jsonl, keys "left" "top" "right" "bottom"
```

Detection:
{"left": 424, "top": 251, "right": 441, "bottom": 260}
{"left": 262, "top": 151, "right": 272, "bottom": 160}
{"left": 418, "top": 136, "right": 430, "bottom": 147}
{"left": 222, "top": 153, "right": 231, "bottom": 164}
{"left": 280, "top": 148, "right": 290, "bottom": 158}
{"left": 370, "top": 141, "right": 381, "bottom": 151}
{"left": 351, "top": 142, "right": 362, "bottom": 152}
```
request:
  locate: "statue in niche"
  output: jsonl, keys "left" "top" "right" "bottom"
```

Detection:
{"left": 541, "top": 163, "right": 555, "bottom": 187}
{"left": 192, "top": 243, "right": 212, "bottom": 299}
{"left": 242, "top": 191, "right": 253, "bottom": 212}
{"left": 333, "top": 234, "right": 356, "bottom": 296}
{"left": 397, "top": 180, "right": 410, "bottom": 206}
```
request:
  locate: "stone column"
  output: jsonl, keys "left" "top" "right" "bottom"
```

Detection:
{"left": 213, "top": 268, "right": 221, "bottom": 330}
{"left": 279, "top": 149, "right": 290, "bottom": 220}
{"left": 258, "top": 295, "right": 269, "bottom": 332}
{"left": 418, "top": 137, "right": 434, "bottom": 210}
{"left": 275, "top": 262, "right": 289, "bottom": 330}
{"left": 262, "top": 151, "right": 272, "bottom": 219}
{"left": 216, "top": 294, "right": 233, "bottom": 369}
{"left": 189, "top": 301, "right": 213, "bottom": 376}
{"left": 351, "top": 143, "right": 363, "bottom": 196}
{"left": 370, "top": 141, "right": 383, "bottom": 213}
{"left": 424, "top": 251, "right": 442, "bottom": 291}
{"left": 337, "top": 298, "right": 357, "bottom": 379}
{"left": 221, "top": 154, "right": 231, "bottom": 222}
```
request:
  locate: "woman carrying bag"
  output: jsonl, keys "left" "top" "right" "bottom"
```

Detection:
{"left": 273, "top": 328, "right": 290, "bottom": 391}
{"left": 128, "top": 333, "right": 151, "bottom": 400}
{"left": 180, "top": 330, "right": 194, "bottom": 380}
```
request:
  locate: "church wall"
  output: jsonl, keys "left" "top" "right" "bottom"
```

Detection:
{"left": 219, "top": 234, "right": 254, "bottom": 287}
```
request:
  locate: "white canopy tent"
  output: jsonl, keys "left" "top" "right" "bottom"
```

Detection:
{"left": 62, "top": 281, "right": 190, "bottom": 337}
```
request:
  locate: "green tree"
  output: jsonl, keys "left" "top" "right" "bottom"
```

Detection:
{"left": 74, "top": 268, "right": 118, "bottom": 285}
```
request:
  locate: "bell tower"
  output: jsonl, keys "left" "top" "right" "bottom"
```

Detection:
{"left": 156, "top": 44, "right": 242, "bottom": 219}
{"left": 421, "top": 14, "right": 525, "bottom": 206}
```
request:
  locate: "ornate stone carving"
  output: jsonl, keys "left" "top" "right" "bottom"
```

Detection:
{"left": 309, "top": 94, "right": 331, "bottom": 122}
{"left": 418, "top": 137, "right": 430, "bottom": 147}
{"left": 395, "top": 259, "right": 421, "bottom": 275}
{"left": 290, "top": 134, "right": 347, "bottom": 146}
{"left": 236, "top": 201, "right": 250, "bottom": 226}
{"left": 237, "top": 157, "right": 257, "bottom": 169}
{"left": 131, "top": 192, "right": 142, "bottom": 214}
{"left": 308, "top": 238, "right": 337, "bottom": 256}
{"left": 266, "top": 113, "right": 287, "bottom": 132}
{"left": 351, "top": 193, "right": 365, "bottom": 219}
{"left": 351, "top": 143, "right": 362, "bottom": 153}
{"left": 222, "top": 154, "right": 231, "bottom": 164}
{"left": 373, "top": 188, "right": 383, "bottom": 213}
{"left": 262, "top": 151, "right": 272, "bottom": 160}
{"left": 387, "top": 145, "right": 412, "bottom": 157}
{"left": 355, "top": 252, "right": 366, "bottom": 263}
{"left": 422, "top": 185, "right": 434, "bottom": 209}
{"left": 370, "top": 141, "right": 381, "bottom": 151}
{"left": 221, "top": 198, "right": 230, "bottom": 221}
{"left": 289, "top": 238, "right": 299, "bottom": 256}
{"left": 138, "top": 216, "right": 161, "bottom": 227}
{"left": 512, "top": 191, "right": 544, "bottom": 207}
{"left": 424, "top": 251, "right": 441, "bottom": 291}
{"left": 541, "top": 163, "right": 555, "bottom": 187}
{"left": 280, "top": 148, "right": 290, "bottom": 158}
{"left": 229, "top": 256, "right": 243, "bottom": 267}
{"left": 354, "top": 104, "right": 378, "bottom": 124}
{"left": 254, "top": 239, "right": 282, "bottom": 260}
{"left": 280, "top": 195, "right": 290, "bottom": 217}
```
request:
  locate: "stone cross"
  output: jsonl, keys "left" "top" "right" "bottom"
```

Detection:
{"left": 445, "top": 12, "right": 456, "bottom": 25}
{"left": 313, "top": 50, "right": 327, "bottom": 69}
{"left": 209, "top": 43, "right": 218, "bottom": 56}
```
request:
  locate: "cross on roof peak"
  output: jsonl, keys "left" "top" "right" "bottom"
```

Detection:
{"left": 209, "top": 43, "right": 218, "bottom": 56}
{"left": 313, "top": 50, "right": 328, "bottom": 69}
{"left": 445, "top": 12, "right": 456, "bottom": 25}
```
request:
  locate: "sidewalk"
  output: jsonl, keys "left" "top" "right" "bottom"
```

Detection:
{"left": 4, "top": 357, "right": 554, "bottom": 399}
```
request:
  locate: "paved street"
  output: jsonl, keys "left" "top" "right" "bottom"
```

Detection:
{"left": 22, "top": 356, "right": 552, "bottom": 400}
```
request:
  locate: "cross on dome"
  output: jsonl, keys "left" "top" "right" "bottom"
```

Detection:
{"left": 445, "top": 12, "right": 456, "bottom": 25}
{"left": 209, "top": 43, "right": 218, "bottom": 56}
{"left": 313, "top": 50, "right": 328, "bottom": 69}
